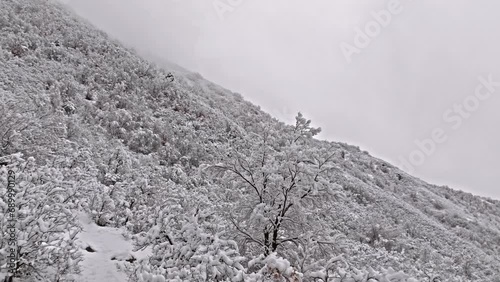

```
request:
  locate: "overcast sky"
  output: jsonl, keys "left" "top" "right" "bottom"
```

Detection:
{"left": 64, "top": 0, "right": 500, "bottom": 199}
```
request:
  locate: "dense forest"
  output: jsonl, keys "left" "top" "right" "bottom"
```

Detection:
{"left": 1, "top": 0, "right": 500, "bottom": 281}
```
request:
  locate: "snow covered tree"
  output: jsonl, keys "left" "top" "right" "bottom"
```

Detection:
{"left": 212, "top": 113, "right": 339, "bottom": 258}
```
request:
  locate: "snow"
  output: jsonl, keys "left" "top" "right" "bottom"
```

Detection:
{"left": 75, "top": 213, "right": 151, "bottom": 282}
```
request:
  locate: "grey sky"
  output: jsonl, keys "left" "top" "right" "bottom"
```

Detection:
{"left": 64, "top": 0, "right": 500, "bottom": 199}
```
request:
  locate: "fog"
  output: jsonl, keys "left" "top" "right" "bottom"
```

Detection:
{"left": 64, "top": 0, "right": 500, "bottom": 199}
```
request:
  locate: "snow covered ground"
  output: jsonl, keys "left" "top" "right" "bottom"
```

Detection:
{"left": 0, "top": 213, "right": 150, "bottom": 282}
{"left": 75, "top": 213, "right": 150, "bottom": 282}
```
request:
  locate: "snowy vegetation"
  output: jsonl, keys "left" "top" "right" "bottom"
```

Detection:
{"left": 1, "top": 0, "right": 500, "bottom": 281}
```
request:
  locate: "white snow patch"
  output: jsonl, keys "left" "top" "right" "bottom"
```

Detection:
{"left": 75, "top": 213, "right": 151, "bottom": 282}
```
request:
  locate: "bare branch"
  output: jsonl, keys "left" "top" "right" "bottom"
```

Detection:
{"left": 228, "top": 217, "right": 264, "bottom": 247}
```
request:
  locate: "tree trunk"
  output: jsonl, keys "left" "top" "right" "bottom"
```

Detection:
{"left": 264, "top": 230, "right": 270, "bottom": 255}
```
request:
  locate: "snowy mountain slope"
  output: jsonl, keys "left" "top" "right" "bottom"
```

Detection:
{"left": 0, "top": 0, "right": 500, "bottom": 281}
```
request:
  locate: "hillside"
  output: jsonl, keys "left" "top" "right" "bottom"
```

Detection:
{"left": 1, "top": 0, "right": 500, "bottom": 281}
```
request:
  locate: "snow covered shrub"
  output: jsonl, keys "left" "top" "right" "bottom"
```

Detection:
{"left": 76, "top": 147, "right": 135, "bottom": 227}
{"left": 85, "top": 179, "right": 135, "bottom": 228}
{"left": 246, "top": 253, "right": 302, "bottom": 282}
{"left": 128, "top": 129, "right": 161, "bottom": 154}
{"left": 0, "top": 153, "right": 82, "bottom": 281}
{"left": 128, "top": 210, "right": 246, "bottom": 282}
{"left": 88, "top": 183, "right": 118, "bottom": 227}
{"left": 0, "top": 96, "right": 31, "bottom": 155}
{"left": 1, "top": 34, "right": 29, "bottom": 57}
{"left": 304, "top": 259, "right": 417, "bottom": 282}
